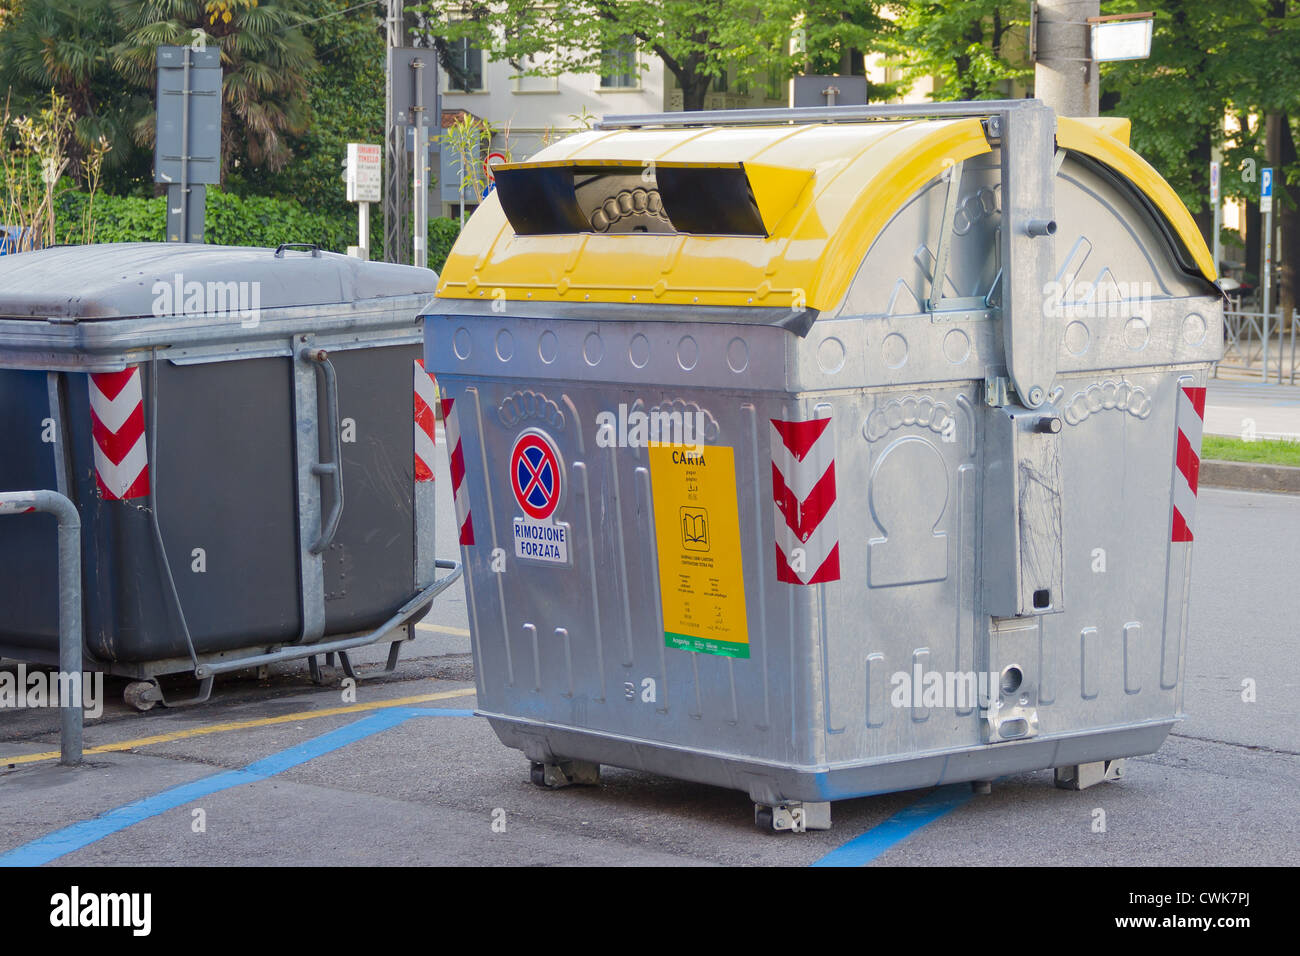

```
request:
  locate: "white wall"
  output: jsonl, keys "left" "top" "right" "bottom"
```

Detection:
{"left": 442, "top": 52, "right": 665, "bottom": 149}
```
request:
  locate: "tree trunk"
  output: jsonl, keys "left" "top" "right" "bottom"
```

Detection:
{"left": 954, "top": 19, "right": 984, "bottom": 100}
{"left": 1267, "top": 112, "right": 1286, "bottom": 318}
{"left": 1244, "top": 195, "right": 1262, "bottom": 288}
{"left": 1277, "top": 115, "right": 1299, "bottom": 323}
{"left": 680, "top": 76, "right": 708, "bottom": 111}
{"left": 1191, "top": 132, "right": 1213, "bottom": 249}
{"left": 1242, "top": 114, "right": 1261, "bottom": 289}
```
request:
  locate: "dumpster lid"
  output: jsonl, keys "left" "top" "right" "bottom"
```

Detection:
{"left": 0, "top": 243, "right": 438, "bottom": 320}
{"left": 1056, "top": 116, "right": 1215, "bottom": 280}
{"left": 435, "top": 113, "right": 1215, "bottom": 316}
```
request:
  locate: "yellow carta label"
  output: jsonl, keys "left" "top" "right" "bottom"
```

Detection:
{"left": 647, "top": 444, "right": 749, "bottom": 659}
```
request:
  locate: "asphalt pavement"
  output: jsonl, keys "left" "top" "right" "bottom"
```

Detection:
{"left": 1205, "top": 381, "right": 1300, "bottom": 441}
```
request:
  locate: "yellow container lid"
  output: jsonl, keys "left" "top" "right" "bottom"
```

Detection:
{"left": 436, "top": 113, "right": 1213, "bottom": 315}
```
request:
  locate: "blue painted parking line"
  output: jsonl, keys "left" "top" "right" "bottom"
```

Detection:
{"left": 811, "top": 784, "right": 974, "bottom": 867}
{"left": 0, "top": 706, "right": 475, "bottom": 867}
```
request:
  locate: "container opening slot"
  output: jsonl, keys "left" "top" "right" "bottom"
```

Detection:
{"left": 494, "top": 162, "right": 771, "bottom": 237}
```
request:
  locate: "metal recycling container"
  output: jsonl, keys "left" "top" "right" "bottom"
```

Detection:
{"left": 424, "top": 101, "right": 1224, "bottom": 829}
{"left": 0, "top": 242, "right": 459, "bottom": 707}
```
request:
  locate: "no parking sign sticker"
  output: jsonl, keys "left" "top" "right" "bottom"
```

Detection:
{"left": 510, "top": 431, "right": 570, "bottom": 565}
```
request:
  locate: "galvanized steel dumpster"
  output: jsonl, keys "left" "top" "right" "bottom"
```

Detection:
{"left": 0, "top": 242, "right": 459, "bottom": 708}
{"left": 424, "top": 101, "right": 1223, "bottom": 830}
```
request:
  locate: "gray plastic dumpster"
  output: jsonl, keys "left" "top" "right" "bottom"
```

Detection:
{"left": 0, "top": 242, "right": 460, "bottom": 708}
{"left": 424, "top": 101, "right": 1223, "bottom": 830}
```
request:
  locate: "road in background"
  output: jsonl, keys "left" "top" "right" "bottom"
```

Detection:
{"left": 1206, "top": 381, "right": 1300, "bottom": 440}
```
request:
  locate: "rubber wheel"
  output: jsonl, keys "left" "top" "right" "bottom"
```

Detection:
{"left": 529, "top": 761, "right": 548, "bottom": 788}
{"left": 123, "top": 681, "right": 157, "bottom": 712}
{"left": 755, "top": 806, "right": 775, "bottom": 831}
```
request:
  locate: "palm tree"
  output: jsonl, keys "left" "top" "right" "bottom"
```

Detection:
{"left": 112, "top": 0, "right": 319, "bottom": 174}
{"left": 0, "top": 0, "right": 143, "bottom": 182}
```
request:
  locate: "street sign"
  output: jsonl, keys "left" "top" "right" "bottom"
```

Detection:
{"left": 388, "top": 48, "right": 439, "bottom": 127}
{"left": 154, "top": 46, "right": 222, "bottom": 187}
{"left": 1210, "top": 161, "right": 1220, "bottom": 203}
{"left": 1261, "top": 167, "right": 1273, "bottom": 214}
{"left": 346, "top": 143, "right": 382, "bottom": 203}
{"left": 791, "top": 75, "right": 868, "bottom": 108}
{"left": 484, "top": 152, "right": 507, "bottom": 183}
{"left": 1090, "top": 15, "right": 1154, "bottom": 62}
{"left": 155, "top": 44, "right": 222, "bottom": 244}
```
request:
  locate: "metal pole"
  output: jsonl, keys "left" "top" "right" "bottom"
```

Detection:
{"left": 178, "top": 47, "right": 192, "bottom": 243}
{"left": 1033, "top": 0, "right": 1100, "bottom": 118}
{"left": 358, "top": 200, "right": 370, "bottom": 260}
{"left": 412, "top": 58, "right": 428, "bottom": 270}
{"left": 1284, "top": 306, "right": 1294, "bottom": 385}
{"left": 1263, "top": 203, "right": 1273, "bottom": 382}
{"left": 602, "top": 98, "right": 1070, "bottom": 130}
{"left": 382, "top": 0, "right": 407, "bottom": 264}
{"left": 1210, "top": 161, "right": 1222, "bottom": 283}
{"left": 0, "top": 490, "right": 82, "bottom": 766}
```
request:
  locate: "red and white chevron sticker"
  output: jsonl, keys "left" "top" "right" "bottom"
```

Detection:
{"left": 771, "top": 415, "right": 839, "bottom": 584}
{"left": 441, "top": 396, "right": 474, "bottom": 545}
{"left": 1171, "top": 384, "right": 1206, "bottom": 542}
{"left": 414, "top": 359, "right": 437, "bottom": 483}
{"left": 88, "top": 367, "right": 149, "bottom": 500}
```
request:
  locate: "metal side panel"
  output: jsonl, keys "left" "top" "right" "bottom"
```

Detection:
{"left": 150, "top": 356, "right": 301, "bottom": 658}
{"left": 0, "top": 368, "right": 62, "bottom": 650}
{"left": 428, "top": 323, "right": 813, "bottom": 768}
{"left": 318, "top": 344, "right": 420, "bottom": 635}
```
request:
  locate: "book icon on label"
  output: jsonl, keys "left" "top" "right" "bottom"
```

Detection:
{"left": 680, "top": 506, "right": 709, "bottom": 552}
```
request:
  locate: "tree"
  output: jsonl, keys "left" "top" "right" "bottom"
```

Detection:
{"left": 0, "top": 0, "right": 145, "bottom": 185}
{"left": 883, "top": 0, "right": 1030, "bottom": 101}
{"left": 1100, "top": 2, "right": 1254, "bottom": 236}
{"left": 417, "top": 0, "right": 894, "bottom": 111}
{"left": 1250, "top": 2, "right": 1300, "bottom": 320}
{"left": 240, "top": 0, "right": 386, "bottom": 212}
{"left": 1101, "top": 0, "right": 1300, "bottom": 319}
{"left": 111, "top": 0, "right": 320, "bottom": 175}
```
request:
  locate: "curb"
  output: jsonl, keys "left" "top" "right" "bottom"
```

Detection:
{"left": 1200, "top": 459, "right": 1300, "bottom": 496}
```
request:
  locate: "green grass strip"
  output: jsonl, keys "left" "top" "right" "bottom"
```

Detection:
{"left": 1202, "top": 435, "right": 1300, "bottom": 467}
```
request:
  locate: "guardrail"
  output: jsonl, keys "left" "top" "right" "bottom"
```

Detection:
{"left": 1218, "top": 308, "right": 1297, "bottom": 384}
{"left": 0, "top": 490, "right": 83, "bottom": 765}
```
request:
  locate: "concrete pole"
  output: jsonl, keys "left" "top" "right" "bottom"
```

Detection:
{"left": 1034, "top": 0, "right": 1099, "bottom": 117}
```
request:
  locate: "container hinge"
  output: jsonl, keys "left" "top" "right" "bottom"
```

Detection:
{"left": 985, "top": 373, "right": 1011, "bottom": 407}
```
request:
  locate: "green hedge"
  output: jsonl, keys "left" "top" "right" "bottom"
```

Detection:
{"left": 49, "top": 189, "right": 461, "bottom": 272}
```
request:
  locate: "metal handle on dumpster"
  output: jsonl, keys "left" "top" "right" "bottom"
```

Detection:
{"left": 0, "top": 490, "right": 83, "bottom": 765}
{"left": 193, "top": 558, "right": 463, "bottom": 679}
{"left": 275, "top": 243, "right": 322, "bottom": 258}
{"left": 299, "top": 347, "right": 344, "bottom": 555}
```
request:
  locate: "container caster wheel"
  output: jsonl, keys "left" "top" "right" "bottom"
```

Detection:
{"left": 754, "top": 801, "right": 831, "bottom": 832}
{"left": 123, "top": 681, "right": 158, "bottom": 712}
{"left": 529, "top": 759, "right": 600, "bottom": 789}
{"left": 1054, "top": 759, "right": 1125, "bottom": 790}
